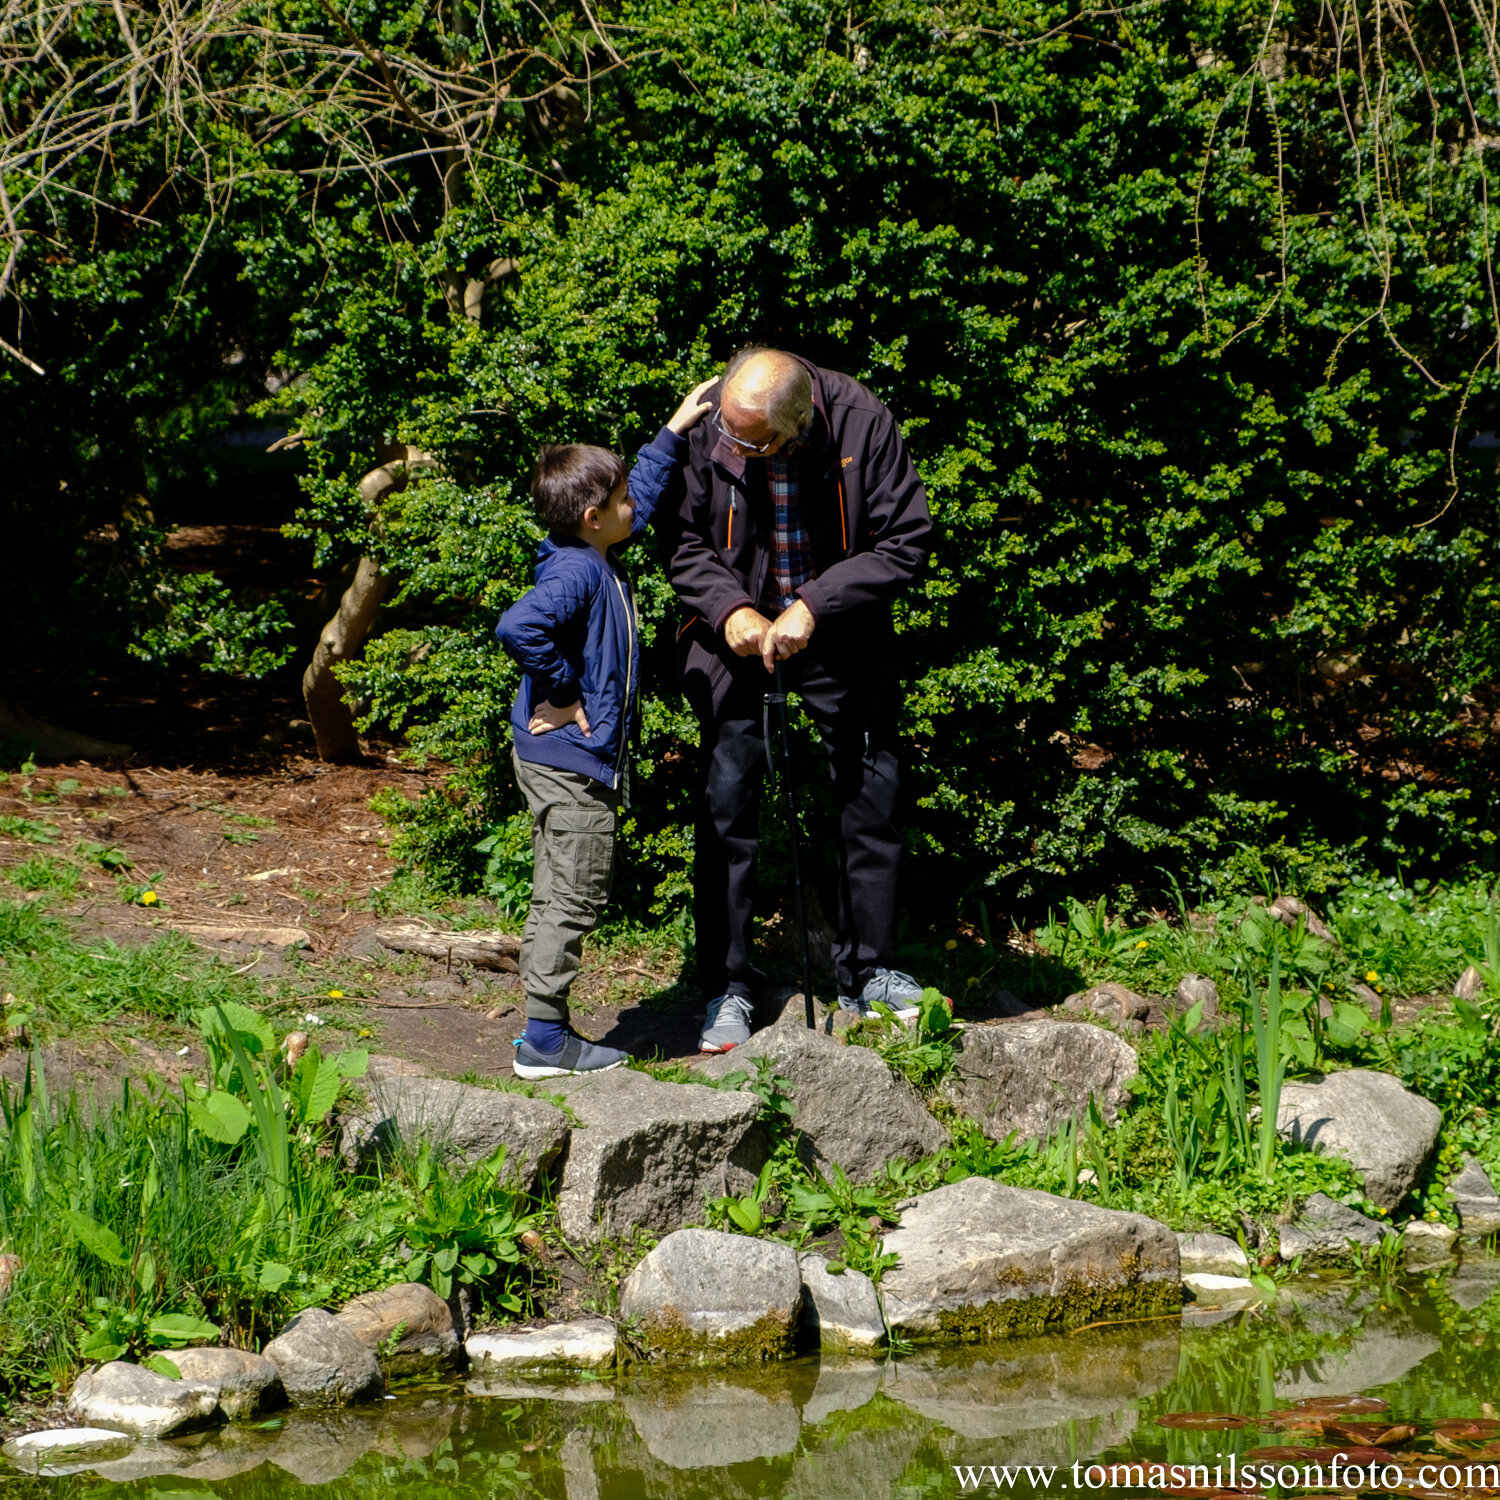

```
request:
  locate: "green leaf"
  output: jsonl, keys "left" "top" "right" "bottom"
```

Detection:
{"left": 148, "top": 1313, "right": 221, "bottom": 1345}
{"left": 257, "top": 1261, "right": 293, "bottom": 1292}
{"left": 143, "top": 1353, "right": 182, "bottom": 1379}
{"left": 80, "top": 1334, "right": 128, "bottom": 1362}
{"left": 185, "top": 1089, "right": 252, "bottom": 1144}
{"left": 64, "top": 1210, "right": 128, "bottom": 1267}
{"left": 136, "top": 1249, "right": 157, "bottom": 1297}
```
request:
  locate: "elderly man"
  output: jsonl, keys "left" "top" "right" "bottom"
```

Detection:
{"left": 666, "top": 348, "right": 933, "bottom": 1052}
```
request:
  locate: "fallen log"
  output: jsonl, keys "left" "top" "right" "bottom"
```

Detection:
{"left": 375, "top": 922, "right": 520, "bottom": 972}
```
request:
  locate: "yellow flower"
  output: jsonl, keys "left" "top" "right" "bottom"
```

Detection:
{"left": 944, "top": 939, "right": 957, "bottom": 951}
{"left": 1136, "top": 939, "right": 1149, "bottom": 950}
{"left": 1365, "top": 970, "right": 1379, "bottom": 984}
{"left": 327, "top": 989, "right": 344, "bottom": 999}
{"left": 141, "top": 891, "right": 158, "bottom": 906}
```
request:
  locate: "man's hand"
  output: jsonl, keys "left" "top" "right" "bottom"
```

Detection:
{"left": 761, "top": 599, "right": 816, "bottom": 672}
{"left": 529, "top": 698, "right": 591, "bottom": 736}
{"left": 667, "top": 376, "right": 721, "bottom": 435}
{"left": 724, "top": 606, "right": 772, "bottom": 658}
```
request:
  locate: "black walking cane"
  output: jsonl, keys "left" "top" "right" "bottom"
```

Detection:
{"left": 764, "top": 664, "right": 817, "bottom": 1030}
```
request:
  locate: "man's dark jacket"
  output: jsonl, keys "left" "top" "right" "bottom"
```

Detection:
{"left": 664, "top": 359, "right": 931, "bottom": 715}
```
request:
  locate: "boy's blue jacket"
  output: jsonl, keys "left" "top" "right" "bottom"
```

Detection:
{"left": 496, "top": 427, "right": 687, "bottom": 789}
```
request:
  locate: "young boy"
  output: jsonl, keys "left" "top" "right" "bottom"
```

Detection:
{"left": 497, "top": 378, "right": 717, "bottom": 1079}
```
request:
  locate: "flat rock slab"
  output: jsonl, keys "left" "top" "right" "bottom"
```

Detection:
{"left": 339, "top": 1074, "right": 567, "bottom": 1189}
{"left": 1278, "top": 1192, "right": 1394, "bottom": 1264}
{"left": 1449, "top": 1157, "right": 1500, "bottom": 1237}
{"left": 798, "top": 1254, "right": 886, "bottom": 1353}
{"left": 620, "top": 1228, "right": 802, "bottom": 1363}
{"left": 1176, "top": 1231, "right": 1249, "bottom": 1276}
{"left": 334, "top": 1283, "right": 461, "bottom": 1375}
{"left": 169, "top": 1348, "right": 284, "bottom": 1420}
{"left": 3, "top": 1428, "right": 135, "bottom": 1468}
{"left": 548, "top": 1069, "right": 765, "bottom": 1243}
{"left": 940, "top": 1020, "right": 1139, "bottom": 1142}
{"left": 1183, "top": 1274, "right": 1263, "bottom": 1304}
{"left": 879, "top": 1178, "right": 1179, "bottom": 1343}
{"left": 1277, "top": 1069, "right": 1440, "bottom": 1211}
{"left": 263, "top": 1308, "right": 384, "bottom": 1407}
{"left": 695, "top": 1025, "right": 946, "bottom": 1183}
{"left": 466, "top": 1318, "right": 618, "bottom": 1372}
{"left": 65, "top": 1361, "right": 222, "bottom": 1439}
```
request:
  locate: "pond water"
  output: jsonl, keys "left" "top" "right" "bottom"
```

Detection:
{"left": 12, "top": 1255, "right": 1500, "bottom": 1499}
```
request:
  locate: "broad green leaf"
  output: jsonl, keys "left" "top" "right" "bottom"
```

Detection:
{"left": 64, "top": 1210, "right": 128, "bottom": 1267}
{"left": 148, "top": 1313, "right": 221, "bottom": 1344}
{"left": 185, "top": 1090, "right": 252, "bottom": 1144}
{"left": 143, "top": 1353, "right": 182, "bottom": 1379}
{"left": 257, "top": 1261, "right": 293, "bottom": 1292}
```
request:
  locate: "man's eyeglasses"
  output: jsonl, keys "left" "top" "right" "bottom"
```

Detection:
{"left": 712, "top": 410, "right": 781, "bottom": 455}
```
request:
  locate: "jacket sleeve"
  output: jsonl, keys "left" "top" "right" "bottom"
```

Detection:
{"left": 665, "top": 425, "right": 756, "bottom": 631}
{"left": 795, "top": 410, "right": 932, "bottom": 619}
{"left": 623, "top": 426, "right": 688, "bottom": 545}
{"left": 495, "top": 568, "right": 593, "bottom": 707}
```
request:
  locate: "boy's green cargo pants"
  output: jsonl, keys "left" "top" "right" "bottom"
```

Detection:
{"left": 512, "top": 750, "right": 621, "bottom": 1025}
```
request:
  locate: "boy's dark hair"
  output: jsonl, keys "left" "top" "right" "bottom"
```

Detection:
{"left": 529, "top": 444, "right": 626, "bottom": 532}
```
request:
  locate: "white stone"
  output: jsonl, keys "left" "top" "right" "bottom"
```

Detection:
{"left": 3, "top": 1428, "right": 133, "bottom": 1461}
{"left": 797, "top": 1254, "right": 886, "bottom": 1352}
{"left": 1183, "top": 1273, "right": 1262, "bottom": 1302}
{"left": 65, "top": 1362, "right": 222, "bottom": 1439}
{"left": 465, "top": 1318, "right": 617, "bottom": 1372}
{"left": 1176, "top": 1231, "right": 1249, "bottom": 1276}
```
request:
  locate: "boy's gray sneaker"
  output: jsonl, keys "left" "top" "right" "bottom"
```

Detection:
{"left": 838, "top": 967, "right": 924, "bottom": 1021}
{"left": 699, "top": 993, "right": 753, "bottom": 1053}
{"left": 513, "top": 1032, "right": 628, "bottom": 1080}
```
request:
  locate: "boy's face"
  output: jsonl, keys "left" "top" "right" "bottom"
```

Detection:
{"left": 588, "top": 479, "right": 634, "bottom": 549}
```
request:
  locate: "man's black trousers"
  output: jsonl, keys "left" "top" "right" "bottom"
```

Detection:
{"left": 693, "top": 622, "right": 902, "bottom": 1003}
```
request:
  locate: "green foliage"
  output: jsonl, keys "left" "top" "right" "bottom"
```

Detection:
{"left": 846, "top": 989, "right": 961, "bottom": 1094}
{"left": 474, "top": 812, "right": 536, "bottom": 925}
{"left": 128, "top": 571, "right": 296, "bottom": 679}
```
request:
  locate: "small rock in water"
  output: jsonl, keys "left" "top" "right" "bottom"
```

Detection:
{"left": 797, "top": 1254, "right": 886, "bottom": 1353}
{"left": 169, "top": 1347, "right": 283, "bottom": 1419}
{"left": 3, "top": 1428, "right": 134, "bottom": 1466}
{"left": 1277, "top": 1193, "right": 1393, "bottom": 1264}
{"left": 1176, "top": 1231, "right": 1249, "bottom": 1276}
{"left": 65, "top": 1362, "right": 222, "bottom": 1438}
{"left": 466, "top": 1318, "right": 618, "bottom": 1372}
{"left": 1448, "top": 1157, "right": 1500, "bottom": 1237}
{"left": 1183, "top": 1273, "right": 1263, "bottom": 1304}
{"left": 262, "top": 1307, "right": 384, "bottom": 1407}
{"left": 619, "top": 1229, "right": 802, "bottom": 1363}
{"left": 1402, "top": 1220, "right": 1458, "bottom": 1265}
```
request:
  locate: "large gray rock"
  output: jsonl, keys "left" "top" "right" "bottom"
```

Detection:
{"left": 547, "top": 1069, "right": 765, "bottom": 1243}
{"left": 1277, "top": 1192, "right": 1394, "bottom": 1264}
{"left": 1276, "top": 1069, "right": 1440, "bottom": 1211}
{"left": 695, "top": 1025, "right": 946, "bottom": 1182}
{"left": 879, "top": 1178, "right": 1179, "bottom": 1343}
{"left": 619, "top": 1228, "right": 802, "bottom": 1363}
{"left": 1449, "top": 1157, "right": 1500, "bottom": 1237}
{"left": 797, "top": 1254, "right": 885, "bottom": 1353}
{"left": 65, "top": 1361, "right": 222, "bottom": 1438}
{"left": 333, "top": 1282, "right": 461, "bottom": 1375}
{"left": 1176, "top": 1231, "right": 1249, "bottom": 1276}
{"left": 466, "top": 1318, "right": 618, "bottom": 1372}
{"left": 940, "top": 1020, "right": 1139, "bottom": 1142}
{"left": 339, "top": 1074, "right": 567, "bottom": 1190}
{"left": 262, "top": 1308, "right": 384, "bottom": 1407}
{"left": 169, "top": 1347, "right": 284, "bottom": 1419}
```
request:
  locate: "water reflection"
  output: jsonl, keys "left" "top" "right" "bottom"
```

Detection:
{"left": 12, "top": 1266, "right": 1500, "bottom": 1497}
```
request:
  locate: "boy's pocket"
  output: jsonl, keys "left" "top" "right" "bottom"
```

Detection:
{"left": 549, "top": 804, "right": 616, "bottom": 904}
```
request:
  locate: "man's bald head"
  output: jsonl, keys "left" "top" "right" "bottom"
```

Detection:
{"left": 721, "top": 348, "right": 813, "bottom": 444}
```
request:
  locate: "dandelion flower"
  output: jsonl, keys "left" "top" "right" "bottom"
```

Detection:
{"left": 327, "top": 989, "right": 344, "bottom": 999}
{"left": 944, "top": 939, "right": 957, "bottom": 951}
{"left": 1136, "top": 939, "right": 1149, "bottom": 950}
{"left": 141, "top": 891, "right": 158, "bottom": 906}
{"left": 1365, "top": 970, "right": 1379, "bottom": 984}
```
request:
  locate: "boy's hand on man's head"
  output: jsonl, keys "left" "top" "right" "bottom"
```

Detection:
{"left": 666, "top": 376, "right": 721, "bottom": 434}
{"left": 529, "top": 698, "right": 591, "bottom": 736}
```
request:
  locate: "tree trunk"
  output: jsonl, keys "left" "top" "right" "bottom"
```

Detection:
{"left": 302, "top": 555, "right": 392, "bottom": 762}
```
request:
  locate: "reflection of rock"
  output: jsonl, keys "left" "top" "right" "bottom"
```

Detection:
{"left": 268, "top": 1411, "right": 387, "bottom": 1485}
{"left": 801, "top": 1360, "right": 886, "bottom": 1424}
{"left": 466, "top": 1376, "right": 616, "bottom": 1403}
{"left": 881, "top": 1179, "right": 1179, "bottom": 1342}
{"left": 1444, "top": 1255, "right": 1500, "bottom": 1311}
{"left": 79, "top": 1439, "right": 199, "bottom": 1482}
{"left": 379, "top": 1400, "right": 458, "bottom": 1460}
{"left": 560, "top": 1427, "right": 601, "bottom": 1500}
{"left": 886, "top": 1325, "right": 1178, "bottom": 1448}
{"left": 1274, "top": 1312, "right": 1439, "bottom": 1398}
{"left": 624, "top": 1371, "right": 801, "bottom": 1469}
{"left": 784, "top": 1423, "right": 928, "bottom": 1500}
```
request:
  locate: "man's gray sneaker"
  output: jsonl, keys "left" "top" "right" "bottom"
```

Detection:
{"left": 513, "top": 1032, "right": 629, "bottom": 1080}
{"left": 838, "top": 966, "right": 925, "bottom": 1021}
{"left": 699, "top": 993, "right": 753, "bottom": 1053}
